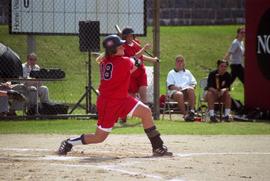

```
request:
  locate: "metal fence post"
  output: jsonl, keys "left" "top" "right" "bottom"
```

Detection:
{"left": 153, "top": 0, "right": 160, "bottom": 120}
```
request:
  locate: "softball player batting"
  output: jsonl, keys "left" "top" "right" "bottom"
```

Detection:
{"left": 58, "top": 35, "right": 172, "bottom": 157}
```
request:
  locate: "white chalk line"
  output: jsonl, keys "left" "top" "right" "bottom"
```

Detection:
{"left": 0, "top": 148, "right": 51, "bottom": 152}
{"left": 0, "top": 147, "right": 185, "bottom": 181}
{"left": 176, "top": 152, "right": 270, "bottom": 157}
{"left": 1, "top": 147, "right": 270, "bottom": 158}
{"left": 50, "top": 162, "right": 185, "bottom": 181}
{"left": 0, "top": 147, "right": 149, "bottom": 156}
{"left": 3, "top": 148, "right": 270, "bottom": 181}
{"left": 0, "top": 154, "right": 182, "bottom": 181}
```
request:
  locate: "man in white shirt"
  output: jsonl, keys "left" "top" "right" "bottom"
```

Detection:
{"left": 166, "top": 55, "right": 197, "bottom": 121}
{"left": 11, "top": 53, "right": 50, "bottom": 115}
{"left": 23, "top": 53, "right": 50, "bottom": 114}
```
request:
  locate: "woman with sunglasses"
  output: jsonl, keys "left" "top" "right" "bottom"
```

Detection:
{"left": 224, "top": 27, "right": 245, "bottom": 84}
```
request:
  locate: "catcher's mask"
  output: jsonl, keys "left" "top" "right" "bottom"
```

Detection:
{"left": 102, "top": 35, "right": 125, "bottom": 56}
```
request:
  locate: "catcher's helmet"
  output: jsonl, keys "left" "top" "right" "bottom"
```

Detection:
{"left": 102, "top": 35, "right": 125, "bottom": 50}
{"left": 122, "top": 27, "right": 134, "bottom": 35}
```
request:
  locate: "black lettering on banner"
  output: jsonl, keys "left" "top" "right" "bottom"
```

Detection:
{"left": 101, "top": 63, "right": 113, "bottom": 80}
{"left": 23, "top": 0, "right": 29, "bottom": 8}
{"left": 13, "top": 0, "right": 20, "bottom": 31}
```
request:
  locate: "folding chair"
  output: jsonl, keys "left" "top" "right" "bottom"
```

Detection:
{"left": 197, "top": 78, "right": 208, "bottom": 121}
{"left": 161, "top": 94, "right": 179, "bottom": 120}
{"left": 161, "top": 86, "right": 189, "bottom": 120}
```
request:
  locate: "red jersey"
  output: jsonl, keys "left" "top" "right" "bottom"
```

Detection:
{"left": 123, "top": 41, "right": 146, "bottom": 78}
{"left": 123, "top": 40, "right": 142, "bottom": 59}
{"left": 98, "top": 55, "right": 134, "bottom": 99}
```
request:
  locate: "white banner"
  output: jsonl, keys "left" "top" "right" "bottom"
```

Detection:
{"left": 10, "top": 0, "right": 146, "bottom": 35}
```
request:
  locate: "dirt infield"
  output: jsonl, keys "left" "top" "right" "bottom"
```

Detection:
{"left": 0, "top": 134, "right": 270, "bottom": 181}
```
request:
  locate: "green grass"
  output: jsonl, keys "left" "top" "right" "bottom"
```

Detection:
{"left": 0, "top": 119, "right": 269, "bottom": 135}
{"left": 0, "top": 24, "right": 244, "bottom": 105}
{"left": 0, "top": 25, "right": 255, "bottom": 135}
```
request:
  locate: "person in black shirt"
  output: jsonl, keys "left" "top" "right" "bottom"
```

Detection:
{"left": 204, "top": 60, "right": 232, "bottom": 122}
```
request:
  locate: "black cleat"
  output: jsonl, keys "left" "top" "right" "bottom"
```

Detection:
{"left": 210, "top": 116, "right": 218, "bottom": 123}
{"left": 58, "top": 139, "right": 73, "bottom": 155}
{"left": 153, "top": 145, "right": 173, "bottom": 157}
{"left": 223, "top": 115, "right": 232, "bottom": 122}
{"left": 184, "top": 111, "right": 195, "bottom": 122}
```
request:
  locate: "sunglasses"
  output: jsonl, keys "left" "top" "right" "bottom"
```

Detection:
{"left": 176, "top": 59, "right": 184, "bottom": 62}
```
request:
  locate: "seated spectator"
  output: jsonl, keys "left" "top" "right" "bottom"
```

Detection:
{"left": 1, "top": 81, "right": 22, "bottom": 116}
{"left": 0, "top": 43, "right": 25, "bottom": 116}
{"left": 0, "top": 89, "right": 26, "bottom": 116}
{"left": 0, "top": 90, "right": 9, "bottom": 116}
{"left": 11, "top": 53, "right": 51, "bottom": 115}
{"left": 166, "top": 55, "right": 197, "bottom": 121}
{"left": 204, "top": 59, "right": 232, "bottom": 122}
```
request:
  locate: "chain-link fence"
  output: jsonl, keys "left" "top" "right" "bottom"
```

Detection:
{"left": 1, "top": 0, "right": 247, "bottom": 119}
{"left": 1, "top": 0, "right": 154, "bottom": 118}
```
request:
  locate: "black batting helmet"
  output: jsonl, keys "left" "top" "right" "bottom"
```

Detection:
{"left": 122, "top": 27, "right": 134, "bottom": 35}
{"left": 102, "top": 35, "right": 125, "bottom": 55}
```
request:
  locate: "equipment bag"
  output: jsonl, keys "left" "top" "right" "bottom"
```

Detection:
{"left": 39, "top": 102, "right": 69, "bottom": 115}
{"left": 231, "top": 98, "right": 244, "bottom": 114}
{"left": 30, "top": 68, "right": 65, "bottom": 79}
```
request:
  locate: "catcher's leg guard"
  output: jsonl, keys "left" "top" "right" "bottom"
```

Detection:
{"left": 144, "top": 126, "right": 173, "bottom": 157}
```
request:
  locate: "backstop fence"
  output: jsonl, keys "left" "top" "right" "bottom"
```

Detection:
{"left": 1, "top": 0, "right": 154, "bottom": 119}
